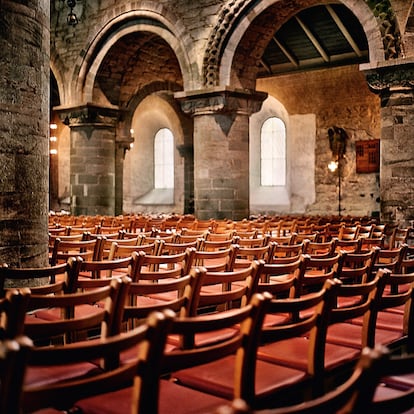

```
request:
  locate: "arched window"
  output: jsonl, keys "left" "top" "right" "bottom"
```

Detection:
{"left": 154, "top": 128, "right": 174, "bottom": 189}
{"left": 260, "top": 117, "right": 286, "bottom": 186}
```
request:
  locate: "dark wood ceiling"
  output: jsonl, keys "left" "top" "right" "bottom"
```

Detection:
{"left": 258, "top": 4, "right": 369, "bottom": 77}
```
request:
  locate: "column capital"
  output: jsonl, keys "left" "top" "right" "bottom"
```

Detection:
{"left": 174, "top": 87, "right": 267, "bottom": 116}
{"left": 362, "top": 60, "right": 414, "bottom": 95}
{"left": 54, "top": 102, "right": 122, "bottom": 138}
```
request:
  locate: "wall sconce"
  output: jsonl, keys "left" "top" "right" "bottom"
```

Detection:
{"left": 67, "top": 0, "right": 78, "bottom": 26}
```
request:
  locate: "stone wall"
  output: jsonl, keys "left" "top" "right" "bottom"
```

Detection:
{"left": 257, "top": 65, "right": 382, "bottom": 217}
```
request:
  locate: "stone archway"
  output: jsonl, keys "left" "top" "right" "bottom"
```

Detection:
{"left": 203, "top": 0, "right": 385, "bottom": 89}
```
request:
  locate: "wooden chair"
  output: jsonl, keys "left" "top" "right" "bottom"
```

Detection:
{"left": 335, "top": 247, "right": 379, "bottom": 284}
{"left": 345, "top": 269, "right": 414, "bottom": 352}
{"left": 49, "top": 237, "right": 104, "bottom": 265}
{"left": 201, "top": 238, "right": 235, "bottom": 251}
{"left": 370, "top": 350, "right": 414, "bottom": 414}
{"left": 21, "top": 310, "right": 173, "bottom": 414}
{"left": 73, "top": 293, "right": 271, "bottom": 414}
{"left": 332, "top": 237, "right": 362, "bottom": 253}
{"left": 77, "top": 254, "right": 138, "bottom": 282}
{"left": 206, "top": 231, "right": 237, "bottom": 242}
{"left": 24, "top": 276, "right": 130, "bottom": 346}
{"left": 371, "top": 223, "right": 386, "bottom": 239}
{"left": 194, "top": 260, "right": 264, "bottom": 316}
{"left": 192, "top": 245, "right": 239, "bottom": 272}
{"left": 174, "top": 281, "right": 338, "bottom": 409}
{"left": 360, "top": 235, "right": 385, "bottom": 250}
{"left": 303, "top": 239, "right": 336, "bottom": 258}
{"left": 390, "top": 228, "right": 409, "bottom": 249}
{"left": 233, "top": 243, "right": 274, "bottom": 269}
{"left": 99, "top": 233, "right": 146, "bottom": 260}
{"left": 338, "top": 224, "right": 360, "bottom": 241}
{"left": 233, "top": 230, "right": 259, "bottom": 239}
{"left": 322, "top": 269, "right": 394, "bottom": 356}
{"left": 257, "top": 272, "right": 386, "bottom": 400}
{"left": 0, "top": 288, "right": 31, "bottom": 339}
{"left": 400, "top": 245, "right": 414, "bottom": 274}
{"left": 160, "top": 262, "right": 263, "bottom": 349}
{"left": 0, "top": 336, "right": 33, "bottom": 414}
{"left": 161, "top": 238, "right": 203, "bottom": 255}
{"left": 0, "top": 257, "right": 81, "bottom": 294}
{"left": 267, "top": 233, "right": 297, "bottom": 246}
{"left": 122, "top": 267, "right": 205, "bottom": 330}
{"left": 270, "top": 241, "right": 305, "bottom": 264}
{"left": 214, "top": 346, "right": 388, "bottom": 414}
{"left": 108, "top": 239, "right": 164, "bottom": 261}
{"left": 370, "top": 244, "right": 408, "bottom": 279}
{"left": 294, "top": 253, "right": 340, "bottom": 297}
{"left": 357, "top": 224, "right": 373, "bottom": 239}
{"left": 134, "top": 249, "right": 196, "bottom": 282}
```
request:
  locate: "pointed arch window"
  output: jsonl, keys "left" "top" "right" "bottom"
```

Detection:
{"left": 154, "top": 128, "right": 174, "bottom": 189}
{"left": 260, "top": 117, "right": 286, "bottom": 186}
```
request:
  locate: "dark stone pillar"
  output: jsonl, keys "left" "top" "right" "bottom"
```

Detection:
{"left": 364, "top": 61, "right": 414, "bottom": 226}
{"left": 177, "top": 144, "right": 194, "bottom": 214}
{"left": 176, "top": 87, "right": 267, "bottom": 220}
{"left": 56, "top": 103, "right": 126, "bottom": 216}
{"left": 0, "top": 0, "right": 50, "bottom": 267}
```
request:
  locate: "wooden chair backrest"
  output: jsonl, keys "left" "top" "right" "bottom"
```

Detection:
{"left": 303, "top": 239, "right": 336, "bottom": 257}
{"left": 233, "top": 244, "right": 274, "bottom": 269}
{"left": 0, "top": 288, "right": 31, "bottom": 339}
{"left": 77, "top": 254, "right": 137, "bottom": 285}
{"left": 216, "top": 346, "right": 388, "bottom": 414}
{"left": 256, "top": 257, "right": 303, "bottom": 297}
{"left": 123, "top": 267, "right": 205, "bottom": 323}
{"left": 368, "top": 350, "right": 414, "bottom": 414}
{"left": 270, "top": 242, "right": 305, "bottom": 262}
{"left": 192, "top": 245, "right": 239, "bottom": 272}
{"left": 108, "top": 239, "right": 163, "bottom": 260}
{"left": 0, "top": 336, "right": 33, "bottom": 414}
{"left": 0, "top": 257, "right": 80, "bottom": 294}
{"left": 134, "top": 249, "right": 196, "bottom": 282}
{"left": 366, "top": 269, "right": 414, "bottom": 350}
{"left": 24, "top": 276, "right": 130, "bottom": 343}
{"left": 336, "top": 247, "right": 379, "bottom": 283}
{"left": 22, "top": 310, "right": 173, "bottom": 414}
{"left": 161, "top": 292, "right": 271, "bottom": 407}
{"left": 332, "top": 237, "right": 362, "bottom": 253}
{"left": 371, "top": 244, "right": 408, "bottom": 276}
{"left": 50, "top": 237, "right": 104, "bottom": 265}
{"left": 294, "top": 253, "right": 340, "bottom": 297}
{"left": 194, "top": 261, "right": 264, "bottom": 314}
{"left": 330, "top": 270, "right": 387, "bottom": 350}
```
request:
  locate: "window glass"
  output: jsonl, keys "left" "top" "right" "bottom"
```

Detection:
{"left": 154, "top": 128, "right": 174, "bottom": 189}
{"left": 260, "top": 117, "right": 286, "bottom": 186}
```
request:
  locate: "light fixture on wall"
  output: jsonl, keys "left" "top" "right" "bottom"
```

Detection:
{"left": 50, "top": 123, "right": 58, "bottom": 155}
{"left": 67, "top": 0, "right": 78, "bottom": 26}
{"left": 328, "top": 126, "right": 348, "bottom": 216}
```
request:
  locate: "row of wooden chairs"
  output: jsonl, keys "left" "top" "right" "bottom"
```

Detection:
{"left": 49, "top": 212, "right": 411, "bottom": 239}
{"left": 5, "top": 232, "right": 414, "bottom": 411}
{"left": 3, "top": 258, "right": 414, "bottom": 412}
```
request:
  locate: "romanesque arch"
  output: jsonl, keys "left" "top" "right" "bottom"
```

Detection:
{"left": 203, "top": 0, "right": 389, "bottom": 89}
{"left": 69, "top": 6, "right": 194, "bottom": 105}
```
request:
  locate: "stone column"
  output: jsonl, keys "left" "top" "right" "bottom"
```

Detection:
{"left": 0, "top": 0, "right": 50, "bottom": 267}
{"left": 176, "top": 87, "right": 267, "bottom": 220}
{"left": 364, "top": 61, "right": 414, "bottom": 226}
{"left": 56, "top": 103, "right": 124, "bottom": 216}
